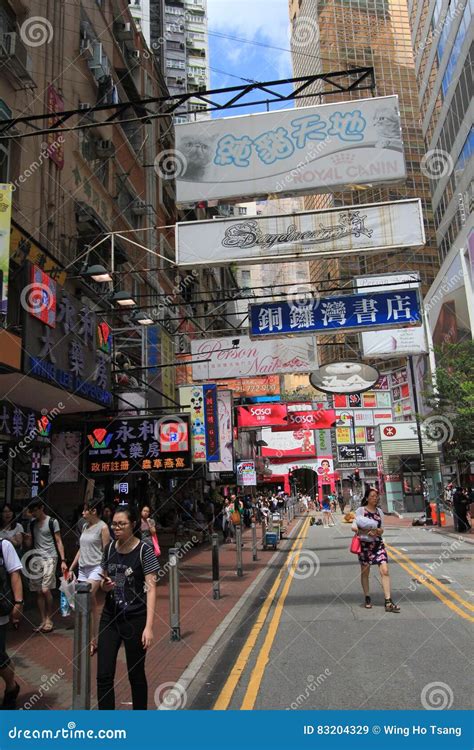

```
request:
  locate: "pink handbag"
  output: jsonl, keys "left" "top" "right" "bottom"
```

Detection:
{"left": 151, "top": 532, "right": 161, "bottom": 557}
{"left": 350, "top": 534, "right": 362, "bottom": 554}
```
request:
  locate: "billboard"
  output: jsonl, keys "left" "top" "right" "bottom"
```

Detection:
{"left": 237, "top": 404, "right": 288, "bottom": 428}
{"left": 250, "top": 289, "right": 422, "bottom": 338}
{"left": 179, "top": 385, "right": 220, "bottom": 462}
{"left": 175, "top": 95, "right": 406, "bottom": 203}
{"left": 176, "top": 200, "right": 424, "bottom": 267}
{"left": 211, "top": 390, "right": 234, "bottom": 473}
{"left": 191, "top": 334, "right": 317, "bottom": 380}
{"left": 355, "top": 273, "right": 428, "bottom": 357}
{"left": 272, "top": 409, "right": 336, "bottom": 431}
{"left": 0, "top": 184, "right": 13, "bottom": 315}
{"left": 84, "top": 416, "right": 192, "bottom": 475}
{"left": 310, "top": 362, "right": 380, "bottom": 395}
{"left": 237, "top": 460, "right": 257, "bottom": 486}
{"left": 260, "top": 427, "right": 316, "bottom": 458}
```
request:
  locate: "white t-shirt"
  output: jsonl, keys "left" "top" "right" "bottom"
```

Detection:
{"left": 0, "top": 524, "right": 24, "bottom": 544}
{"left": 0, "top": 539, "right": 22, "bottom": 626}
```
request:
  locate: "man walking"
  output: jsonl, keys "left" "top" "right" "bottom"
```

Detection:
{"left": 24, "top": 499, "right": 67, "bottom": 633}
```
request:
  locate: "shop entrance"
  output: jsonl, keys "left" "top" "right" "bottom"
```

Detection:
{"left": 401, "top": 457, "right": 424, "bottom": 512}
{"left": 291, "top": 468, "right": 318, "bottom": 500}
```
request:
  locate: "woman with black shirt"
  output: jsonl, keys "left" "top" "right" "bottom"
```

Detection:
{"left": 97, "top": 505, "right": 159, "bottom": 710}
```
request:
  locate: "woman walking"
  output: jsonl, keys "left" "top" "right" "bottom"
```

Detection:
{"left": 321, "top": 497, "right": 335, "bottom": 528}
{"left": 97, "top": 505, "right": 159, "bottom": 710}
{"left": 0, "top": 505, "right": 24, "bottom": 551}
{"left": 68, "top": 500, "right": 110, "bottom": 655}
{"left": 355, "top": 488, "right": 400, "bottom": 612}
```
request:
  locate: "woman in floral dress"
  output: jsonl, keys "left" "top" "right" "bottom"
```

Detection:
{"left": 355, "top": 488, "right": 400, "bottom": 612}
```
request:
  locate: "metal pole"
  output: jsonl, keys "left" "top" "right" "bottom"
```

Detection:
{"left": 211, "top": 533, "right": 220, "bottom": 599}
{"left": 251, "top": 521, "right": 257, "bottom": 561}
{"left": 235, "top": 523, "right": 243, "bottom": 577}
{"left": 169, "top": 547, "right": 181, "bottom": 641}
{"left": 408, "top": 355, "right": 432, "bottom": 524}
{"left": 72, "top": 582, "right": 91, "bottom": 710}
{"left": 261, "top": 518, "right": 267, "bottom": 545}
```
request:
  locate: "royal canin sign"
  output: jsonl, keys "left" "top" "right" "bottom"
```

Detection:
{"left": 236, "top": 404, "right": 288, "bottom": 428}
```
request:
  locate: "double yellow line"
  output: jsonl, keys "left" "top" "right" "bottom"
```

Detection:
{"left": 387, "top": 544, "right": 474, "bottom": 623}
{"left": 213, "top": 516, "right": 311, "bottom": 710}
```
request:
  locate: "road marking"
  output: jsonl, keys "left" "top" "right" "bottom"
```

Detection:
{"left": 387, "top": 547, "right": 474, "bottom": 622}
{"left": 240, "top": 517, "right": 311, "bottom": 710}
{"left": 213, "top": 518, "right": 309, "bottom": 710}
{"left": 387, "top": 544, "right": 474, "bottom": 613}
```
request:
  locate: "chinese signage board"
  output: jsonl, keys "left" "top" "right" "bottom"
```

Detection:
{"left": 22, "top": 265, "right": 112, "bottom": 407}
{"left": 0, "top": 402, "right": 52, "bottom": 443}
{"left": 237, "top": 404, "right": 288, "bottom": 428}
{"left": 179, "top": 385, "right": 220, "bottom": 462}
{"left": 84, "top": 416, "right": 192, "bottom": 475}
{"left": 191, "top": 334, "right": 318, "bottom": 380}
{"left": 176, "top": 200, "right": 424, "bottom": 267}
{"left": 260, "top": 427, "right": 316, "bottom": 458}
{"left": 175, "top": 95, "right": 406, "bottom": 203}
{"left": 355, "top": 273, "right": 427, "bottom": 357}
{"left": 210, "top": 390, "right": 234, "bottom": 473}
{"left": 310, "top": 362, "right": 380, "bottom": 395}
{"left": 0, "top": 184, "right": 13, "bottom": 315}
{"left": 250, "top": 289, "right": 422, "bottom": 338}
{"left": 10, "top": 222, "right": 66, "bottom": 285}
{"left": 237, "top": 460, "right": 257, "bottom": 486}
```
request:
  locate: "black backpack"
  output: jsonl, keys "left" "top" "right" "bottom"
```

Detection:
{"left": 0, "top": 541, "right": 14, "bottom": 617}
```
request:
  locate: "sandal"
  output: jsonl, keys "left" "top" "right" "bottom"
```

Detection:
{"left": 364, "top": 596, "right": 372, "bottom": 609}
{"left": 385, "top": 599, "right": 400, "bottom": 613}
{"left": 40, "top": 623, "right": 54, "bottom": 633}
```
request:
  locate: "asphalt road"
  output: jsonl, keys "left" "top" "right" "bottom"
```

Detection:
{"left": 188, "top": 517, "right": 474, "bottom": 711}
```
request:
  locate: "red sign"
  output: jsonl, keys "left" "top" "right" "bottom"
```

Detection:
{"left": 237, "top": 404, "right": 288, "bottom": 428}
{"left": 383, "top": 425, "right": 397, "bottom": 437}
{"left": 272, "top": 409, "right": 336, "bottom": 431}
{"left": 47, "top": 84, "right": 65, "bottom": 169}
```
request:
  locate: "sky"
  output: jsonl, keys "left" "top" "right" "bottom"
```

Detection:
{"left": 206, "top": 0, "right": 293, "bottom": 117}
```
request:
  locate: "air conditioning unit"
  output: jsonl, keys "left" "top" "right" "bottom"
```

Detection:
{"left": 78, "top": 102, "right": 96, "bottom": 123}
{"left": 115, "top": 22, "right": 134, "bottom": 41}
{"left": 0, "top": 32, "right": 33, "bottom": 79}
{"left": 95, "top": 139, "right": 115, "bottom": 158}
{"left": 129, "top": 49, "right": 140, "bottom": 60}
{"left": 131, "top": 199, "right": 148, "bottom": 216}
{"left": 199, "top": 49, "right": 205, "bottom": 57}
{"left": 176, "top": 77, "right": 185, "bottom": 85}
{"left": 80, "top": 38, "right": 94, "bottom": 59}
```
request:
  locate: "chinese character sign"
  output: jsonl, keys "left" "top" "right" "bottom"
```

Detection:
{"left": 176, "top": 96, "right": 406, "bottom": 203}
{"left": 179, "top": 385, "right": 220, "bottom": 463}
{"left": 250, "top": 289, "right": 421, "bottom": 338}
{"left": 84, "top": 416, "right": 192, "bottom": 475}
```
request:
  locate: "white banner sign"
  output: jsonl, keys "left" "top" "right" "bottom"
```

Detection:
{"left": 355, "top": 273, "right": 428, "bottom": 357}
{"left": 175, "top": 95, "right": 406, "bottom": 203}
{"left": 210, "top": 390, "right": 234, "bottom": 473}
{"left": 176, "top": 200, "right": 425, "bottom": 267}
{"left": 191, "top": 334, "right": 318, "bottom": 380}
{"left": 237, "top": 460, "right": 257, "bottom": 486}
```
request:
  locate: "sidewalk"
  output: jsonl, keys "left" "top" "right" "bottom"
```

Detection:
{"left": 9, "top": 516, "right": 302, "bottom": 710}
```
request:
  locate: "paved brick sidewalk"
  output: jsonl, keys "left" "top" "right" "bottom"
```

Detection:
{"left": 9, "top": 518, "right": 301, "bottom": 710}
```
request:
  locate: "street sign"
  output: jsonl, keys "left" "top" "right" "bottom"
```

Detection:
{"left": 249, "top": 289, "right": 422, "bottom": 338}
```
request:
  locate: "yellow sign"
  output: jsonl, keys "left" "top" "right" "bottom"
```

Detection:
{"left": 10, "top": 225, "right": 66, "bottom": 285}
{"left": 0, "top": 183, "right": 12, "bottom": 313}
{"left": 161, "top": 329, "right": 176, "bottom": 406}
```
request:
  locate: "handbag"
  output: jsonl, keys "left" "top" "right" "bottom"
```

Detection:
{"left": 231, "top": 510, "right": 241, "bottom": 525}
{"left": 350, "top": 534, "right": 362, "bottom": 554}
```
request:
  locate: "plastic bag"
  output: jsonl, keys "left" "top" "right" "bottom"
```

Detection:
{"left": 59, "top": 573, "right": 76, "bottom": 610}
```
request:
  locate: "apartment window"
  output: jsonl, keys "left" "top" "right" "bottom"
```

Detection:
{"left": 238, "top": 206, "right": 247, "bottom": 215}
{"left": 187, "top": 14, "right": 204, "bottom": 23}
{"left": 241, "top": 270, "right": 251, "bottom": 283}
{"left": 167, "top": 58, "right": 185, "bottom": 69}
{"left": 165, "top": 5, "right": 184, "bottom": 14}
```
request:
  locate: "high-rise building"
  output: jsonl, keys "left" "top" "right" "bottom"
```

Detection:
{"left": 151, "top": 0, "right": 210, "bottom": 122}
{"left": 288, "top": 0, "right": 440, "bottom": 299}
{"left": 407, "top": 0, "right": 473, "bottom": 343}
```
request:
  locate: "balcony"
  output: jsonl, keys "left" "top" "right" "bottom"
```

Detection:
{"left": 0, "top": 32, "right": 35, "bottom": 89}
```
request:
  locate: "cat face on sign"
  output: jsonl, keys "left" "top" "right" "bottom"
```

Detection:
{"left": 373, "top": 106, "right": 402, "bottom": 148}
{"left": 180, "top": 135, "right": 215, "bottom": 180}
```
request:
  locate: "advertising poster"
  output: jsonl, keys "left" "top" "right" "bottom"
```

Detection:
{"left": 260, "top": 427, "right": 316, "bottom": 458}
{"left": 237, "top": 460, "right": 257, "bottom": 486}
{"left": 50, "top": 432, "right": 81, "bottom": 483}
{"left": 210, "top": 390, "right": 234, "bottom": 473}
{"left": 179, "top": 385, "right": 220, "bottom": 462}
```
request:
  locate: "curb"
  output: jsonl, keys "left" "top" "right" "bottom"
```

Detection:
{"left": 161, "top": 517, "right": 305, "bottom": 707}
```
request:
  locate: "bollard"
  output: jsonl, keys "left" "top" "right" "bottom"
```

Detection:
{"left": 211, "top": 533, "right": 220, "bottom": 599}
{"left": 72, "top": 581, "right": 91, "bottom": 710}
{"left": 235, "top": 523, "right": 243, "bottom": 577}
{"left": 251, "top": 521, "right": 257, "bottom": 561}
{"left": 169, "top": 547, "right": 181, "bottom": 641}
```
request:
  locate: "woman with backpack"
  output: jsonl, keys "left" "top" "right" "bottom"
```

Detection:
{"left": 68, "top": 499, "right": 110, "bottom": 655}
{"left": 97, "top": 505, "right": 159, "bottom": 710}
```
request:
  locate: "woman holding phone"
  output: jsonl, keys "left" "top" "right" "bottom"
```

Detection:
{"left": 97, "top": 505, "right": 159, "bottom": 710}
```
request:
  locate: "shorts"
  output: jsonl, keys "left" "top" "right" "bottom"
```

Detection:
{"left": 0, "top": 624, "right": 10, "bottom": 668}
{"left": 28, "top": 557, "right": 57, "bottom": 592}
{"left": 78, "top": 563, "right": 102, "bottom": 582}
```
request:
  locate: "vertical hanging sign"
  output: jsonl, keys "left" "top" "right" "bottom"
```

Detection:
{"left": 0, "top": 183, "right": 13, "bottom": 316}
{"left": 203, "top": 384, "right": 220, "bottom": 462}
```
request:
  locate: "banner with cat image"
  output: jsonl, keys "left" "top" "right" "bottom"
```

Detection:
{"left": 175, "top": 95, "right": 406, "bottom": 204}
